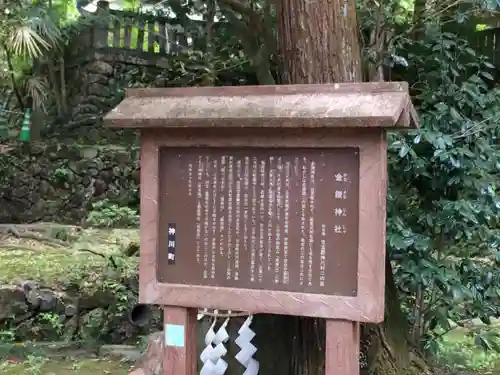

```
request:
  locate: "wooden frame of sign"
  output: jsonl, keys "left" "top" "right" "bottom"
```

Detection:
{"left": 104, "top": 82, "right": 418, "bottom": 375}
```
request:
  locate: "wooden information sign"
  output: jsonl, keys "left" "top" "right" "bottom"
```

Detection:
{"left": 158, "top": 147, "right": 360, "bottom": 297}
{"left": 104, "top": 83, "right": 418, "bottom": 375}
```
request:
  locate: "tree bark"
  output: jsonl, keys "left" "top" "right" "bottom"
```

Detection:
{"left": 275, "top": 0, "right": 362, "bottom": 83}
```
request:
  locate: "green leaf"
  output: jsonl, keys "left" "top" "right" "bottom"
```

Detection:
{"left": 481, "top": 71, "right": 495, "bottom": 81}
{"left": 390, "top": 235, "right": 410, "bottom": 250}
{"left": 489, "top": 339, "right": 500, "bottom": 353}
{"left": 475, "top": 335, "right": 492, "bottom": 352}
{"left": 449, "top": 107, "right": 462, "bottom": 121}
{"left": 451, "top": 285, "right": 465, "bottom": 301}
{"left": 399, "top": 144, "right": 410, "bottom": 158}
{"left": 465, "top": 47, "right": 476, "bottom": 56}
{"left": 479, "top": 315, "right": 492, "bottom": 325}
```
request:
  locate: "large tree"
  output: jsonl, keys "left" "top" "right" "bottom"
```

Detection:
{"left": 275, "top": 0, "right": 362, "bottom": 83}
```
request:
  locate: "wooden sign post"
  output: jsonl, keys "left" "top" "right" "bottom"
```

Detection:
{"left": 104, "top": 83, "right": 418, "bottom": 375}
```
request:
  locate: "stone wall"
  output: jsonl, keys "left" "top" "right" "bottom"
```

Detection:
{"left": 63, "top": 59, "right": 162, "bottom": 134}
{"left": 0, "top": 142, "right": 139, "bottom": 224}
{"left": 42, "top": 58, "right": 163, "bottom": 143}
{"left": 67, "top": 60, "right": 119, "bottom": 131}
{"left": 0, "top": 55, "right": 166, "bottom": 223}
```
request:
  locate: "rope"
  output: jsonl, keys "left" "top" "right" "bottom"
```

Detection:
{"left": 197, "top": 308, "right": 252, "bottom": 320}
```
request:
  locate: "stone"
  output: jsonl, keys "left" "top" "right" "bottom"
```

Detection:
{"left": 115, "top": 151, "right": 131, "bottom": 165}
{"left": 86, "top": 95, "right": 106, "bottom": 108}
{"left": 81, "top": 175, "right": 93, "bottom": 187}
{"left": 72, "top": 104, "right": 100, "bottom": 115}
{"left": 131, "top": 170, "right": 140, "bottom": 183}
{"left": 0, "top": 286, "right": 29, "bottom": 321}
{"left": 28, "top": 163, "right": 42, "bottom": 175}
{"left": 86, "top": 61, "right": 113, "bottom": 76}
{"left": 98, "top": 345, "right": 142, "bottom": 362}
{"left": 39, "top": 181, "right": 56, "bottom": 199}
{"left": 38, "top": 290, "right": 59, "bottom": 312}
{"left": 0, "top": 142, "right": 140, "bottom": 223}
{"left": 93, "top": 179, "right": 107, "bottom": 195}
{"left": 12, "top": 186, "right": 30, "bottom": 198}
{"left": 70, "top": 116, "right": 100, "bottom": 128}
{"left": 83, "top": 73, "right": 108, "bottom": 85}
{"left": 134, "top": 331, "right": 164, "bottom": 375}
{"left": 88, "top": 167, "right": 99, "bottom": 177}
{"left": 63, "top": 316, "right": 79, "bottom": 340}
{"left": 98, "top": 170, "right": 113, "bottom": 183}
{"left": 154, "top": 77, "right": 168, "bottom": 87}
{"left": 30, "top": 143, "right": 46, "bottom": 155}
{"left": 80, "top": 147, "right": 99, "bottom": 160}
{"left": 64, "top": 304, "right": 77, "bottom": 317}
{"left": 21, "top": 280, "right": 38, "bottom": 292}
{"left": 87, "top": 83, "right": 112, "bottom": 98}
{"left": 25, "top": 289, "right": 41, "bottom": 309}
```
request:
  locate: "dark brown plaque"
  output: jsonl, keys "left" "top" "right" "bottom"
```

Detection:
{"left": 157, "top": 148, "right": 359, "bottom": 296}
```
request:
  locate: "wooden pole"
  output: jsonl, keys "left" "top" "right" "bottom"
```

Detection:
{"left": 325, "top": 320, "right": 360, "bottom": 375}
{"left": 163, "top": 306, "right": 197, "bottom": 375}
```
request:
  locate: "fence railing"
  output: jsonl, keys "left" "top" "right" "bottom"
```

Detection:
{"left": 475, "top": 27, "right": 500, "bottom": 65}
{"left": 69, "top": 1, "right": 187, "bottom": 60}
{"left": 96, "top": 9, "right": 183, "bottom": 55}
{"left": 72, "top": 1, "right": 233, "bottom": 60}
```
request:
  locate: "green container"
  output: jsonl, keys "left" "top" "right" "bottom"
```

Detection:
{"left": 18, "top": 108, "right": 31, "bottom": 142}
{"left": 0, "top": 105, "right": 8, "bottom": 140}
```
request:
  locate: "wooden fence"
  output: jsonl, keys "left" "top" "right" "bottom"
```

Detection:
{"left": 70, "top": 0, "right": 235, "bottom": 64}
{"left": 87, "top": 8, "right": 181, "bottom": 56}
{"left": 98, "top": 10, "right": 189, "bottom": 55}
{"left": 474, "top": 27, "right": 500, "bottom": 65}
{"left": 67, "top": 1, "right": 189, "bottom": 64}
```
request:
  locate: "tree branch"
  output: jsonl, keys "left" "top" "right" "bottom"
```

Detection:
{"left": 2, "top": 44, "right": 25, "bottom": 109}
{"left": 218, "top": 0, "right": 259, "bottom": 20}
{"left": 221, "top": 3, "right": 275, "bottom": 85}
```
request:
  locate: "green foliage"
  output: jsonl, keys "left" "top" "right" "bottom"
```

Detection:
{"left": 0, "top": 329, "right": 15, "bottom": 342}
{"left": 387, "top": 29, "right": 500, "bottom": 353}
{"left": 0, "top": 228, "right": 142, "bottom": 344}
{"left": 0, "top": 357, "right": 130, "bottom": 375}
{"left": 0, "top": 1, "right": 65, "bottom": 116}
{"left": 85, "top": 200, "right": 139, "bottom": 228}
{"left": 436, "top": 324, "right": 500, "bottom": 372}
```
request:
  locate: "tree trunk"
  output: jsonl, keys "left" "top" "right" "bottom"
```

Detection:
{"left": 251, "top": 0, "right": 431, "bottom": 374}
{"left": 275, "top": 0, "right": 362, "bottom": 83}
{"left": 412, "top": 0, "right": 427, "bottom": 38}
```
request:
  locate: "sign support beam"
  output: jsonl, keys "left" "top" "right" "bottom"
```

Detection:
{"left": 325, "top": 320, "right": 360, "bottom": 375}
{"left": 163, "top": 306, "right": 197, "bottom": 375}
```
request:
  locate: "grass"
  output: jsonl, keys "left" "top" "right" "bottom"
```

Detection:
{"left": 0, "top": 356, "right": 131, "bottom": 375}
{"left": 0, "top": 226, "right": 139, "bottom": 287}
{"left": 0, "top": 226, "right": 141, "bottom": 374}
{"left": 436, "top": 321, "right": 500, "bottom": 374}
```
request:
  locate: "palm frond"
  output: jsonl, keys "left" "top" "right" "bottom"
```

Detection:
{"left": 25, "top": 75, "right": 49, "bottom": 112}
{"left": 27, "top": 7, "right": 63, "bottom": 47}
{"left": 8, "top": 25, "right": 51, "bottom": 58}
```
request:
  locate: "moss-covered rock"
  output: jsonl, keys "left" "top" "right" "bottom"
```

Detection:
{"left": 0, "top": 142, "right": 139, "bottom": 224}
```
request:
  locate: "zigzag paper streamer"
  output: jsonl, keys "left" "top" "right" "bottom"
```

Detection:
{"left": 235, "top": 315, "right": 259, "bottom": 375}
{"left": 200, "top": 314, "right": 229, "bottom": 375}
